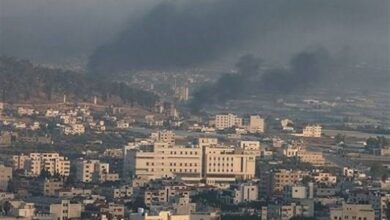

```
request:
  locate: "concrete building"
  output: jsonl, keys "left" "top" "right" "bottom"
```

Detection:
{"left": 151, "top": 130, "right": 176, "bottom": 146}
{"left": 273, "top": 170, "right": 304, "bottom": 193}
{"left": 302, "top": 125, "right": 322, "bottom": 137}
{"left": 330, "top": 203, "right": 375, "bottom": 220}
{"left": 124, "top": 138, "right": 258, "bottom": 185}
{"left": 298, "top": 150, "right": 327, "bottom": 166}
{"left": 75, "top": 159, "right": 119, "bottom": 183}
{"left": 233, "top": 182, "right": 258, "bottom": 204}
{"left": 50, "top": 200, "right": 82, "bottom": 220}
{"left": 0, "top": 165, "right": 12, "bottom": 191}
{"left": 12, "top": 153, "right": 70, "bottom": 177}
{"left": 214, "top": 113, "right": 242, "bottom": 130}
{"left": 9, "top": 201, "right": 35, "bottom": 219}
{"left": 42, "top": 179, "right": 64, "bottom": 197}
{"left": 247, "top": 115, "right": 265, "bottom": 133}
{"left": 175, "top": 86, "right": 189, "bottom": 102}
{"left": 130, "top": 211, "right": 220, "bottom": 220}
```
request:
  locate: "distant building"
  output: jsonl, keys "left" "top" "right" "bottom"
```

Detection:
{"left": 330, "top": 203, "right": 375, "bottom": 220}
{"left": 75, "top": 159, "right": 119, "bottom": 183}
{"left": 297, "top": 150, "right": 327, "bottom": 166}
{"left": 272, "top": 169, "right": 305, "bottom": 193}
{"left": 247, "top": 115, "right": 265, "bottom": 133}
{"left": 233, "top": 182, "right": 259, "bottom": 204}
{"left": 124, "top": 138, "right": 258, "bottom": 185}
{"left": 302, "top": 125, "right": 322, "bottom": 137}
{"left": 151, "top": 130, "right": 176, "bottom": 146}
{"left": 214, "top": 113, "right": 242, "bottom": 130}
{"left": 175, "top": 86, "right": 189, "bottom": 101}
{"left": 0, "top": 165, "right": 12, "bottom": 191}
{"left": 50, "top": 200, "right": 82, "bottom": 220}
{"left": 12, "top": 153, "right": 70, "bottom": 177}
{"left": 130, "top": 211, "right": 220, "bottom": 220}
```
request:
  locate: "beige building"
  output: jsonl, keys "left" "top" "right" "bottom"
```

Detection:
{"left": 0, "top": 165, "right": 12, "bottom": 191}
{"left": 9, "top": 201, "right": 35, "bottom": 219}
{"left": 298, "top": 150, "right": 327, "bottom": 166}
{"left": 247, "top": 115, "right": 265, "bottom": 133}
{"left": 151, "top": 130, "right": 176, "bottom": 146}
{"left": 12, "top": 153, "right": 70, "bottom": 177}
{"left": 50, "top": 200, "right": 82, "bottom": 220}
{"left": 314, "top": 172, "right": 337, "bottom": 184}
{"left": 302, "top": 125, "right": 322, "bottom": 137}
{"left": 233, "top": 182, "right": 258, "bottom": 204}
{"left": 273, "top": 169, "right": 305, "bottom": 193}
{"left": 330, "top": 203, "right": 375, "bottom": 220}
{"left": 125, "top": 138, "right": 258, "bottom": 185}
{"left": 214, "top": 113, "right": 242, "bottom": 130}
{"left": 42, "top": 179, "right": 64, "bottom": 196}
{"left": 144, "top": 185, "right": 190, "bottom": 206}
{"left": 75, "top": 159, "right": 119, "bottom": 183}
{"left": 130, "top": 211, "right": 220, "bottom": 220}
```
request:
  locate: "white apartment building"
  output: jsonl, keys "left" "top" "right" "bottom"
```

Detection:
{"left": 248, "top": 115, "right": 265, "bottom": 133}
{"left": 12, "top": 153, "right": 70, "bottom": 177}
{"left": 214, "top": 113, "right": 242, "bottom": 130}
{"left": 302, "top": 125, "right": 322, "bottom": 137}
{"left": 330, "top": 203, "right": 375, "bottom": 220}
{"left": 124, "top": 138, "right": 258, "bottom": 185}
{"left": 75, "top": 159, "right": 119, "bottom": 183}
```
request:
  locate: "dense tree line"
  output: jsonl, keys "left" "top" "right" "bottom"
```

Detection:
{"left": 0, "top": 57, "right": 158, "bottom": 108}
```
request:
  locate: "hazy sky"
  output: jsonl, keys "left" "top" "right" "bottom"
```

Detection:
{"left": 1, "top": 0, "right": 389, "bottom": 71}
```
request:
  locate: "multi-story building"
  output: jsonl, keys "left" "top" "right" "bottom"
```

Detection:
{"left": 130, "top": 211, "right": 220, "bottom": 220}
{"left": 297, "top": 150, "right": 327, "bottom": 166}
{"left": 75, "top": 159, "right": 119, "bottom": 183}
{"left": 9, "top": 201, "right": 35, "bottom": 219}
{"left": 12, "top": 153, "right": 70, "bottom": 177}
{"left": 247, "top": 115, "right": 265, "bottom": 133}
{"left": 101, "top": 185, "right": 133, "bottom": 199}
{"left": 0, "top": 165, "right": 12, "bottom": 191}
{"left": 144, "top": 185, "right": 190, "bottom": 206}
{"left": 124, "top": 138, "right": 258, "bottom": 185}
{"left": 330, "top": 203, "right": 375, "bottom": 220}
{"left": 151, "top": 130, "right": 176, "bottom": 146}
{"left": 302, "top": 125, "right": 322, "bottom": 138}
{"left": 42, "top": 179, "right": 64, "bottom": 197}
{"left": 214, "top": 113, "right": 242, "bottom": 130}
{"left": 272, "top": 169, "right": 305, "bottom": 193}
{"left": 233, "top": 182, "right": 258, "bottom": 204}
{"left": 313, "top": 172, "right": 337, "bottom": 184}
{"left": 50, "top": 200, "right": 82, "bottom": 220}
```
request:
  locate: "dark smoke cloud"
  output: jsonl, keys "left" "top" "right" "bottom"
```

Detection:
{"left": 190, "top": 47, "right": 338, "bottom": 111}
{"left": 88, "top": 0, "right": 263, "bottom": 76}
{"left": 88, "top": 0, "right": 389, "bottom": 77}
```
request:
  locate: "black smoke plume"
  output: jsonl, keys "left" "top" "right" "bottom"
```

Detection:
{"left": 88, "top": 0, "right": 263, "bottom": 77}
{"left": 190, "top": 47, "right": 336, "bottom": 112}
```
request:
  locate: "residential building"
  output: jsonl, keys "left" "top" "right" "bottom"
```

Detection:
{"left": 0, "top": 165, "right": 12, "bottom": 191}
{"left": 12, "top": 153, "right": 70, "bottom": 177}
{"left": 214, "top": 113, "right": 242, "bottom": 130}
{"left": 302, "top": 125, "right": 322, "bottom": 137}
{"left": 50, "top": 200, "right": 82, "bottom": 220}
{"left": 233, "top": 182, "right": 258, "bottom": 204}
{"left": 330, "top": 203, "right": 375, "bottom": 220}
{"left": 273, "top": 169, "right": 304, "bottom": 193}
{"left": 75, "top": 159, "right": 119, "bottom": 183}
{"left": 9, "top": 201, "right": 35, "bottom": 219}
{"left": 247, "top": 115, "right": 265, "bottom": 133}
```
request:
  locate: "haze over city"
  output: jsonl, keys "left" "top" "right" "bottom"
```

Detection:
{"left": 0, "top": 0, "right": 389, "bottom": 220}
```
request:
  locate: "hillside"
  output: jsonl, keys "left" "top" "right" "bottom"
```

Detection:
{"left": 0, "top": 57, "right": 158, "bottom": 108}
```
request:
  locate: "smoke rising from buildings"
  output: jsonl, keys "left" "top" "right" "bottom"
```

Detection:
{"left": 190, "top": 47, "right": 339, "bottom": 111}
{"left": 87, "top": 0, "right": 389, "bottom": 77}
